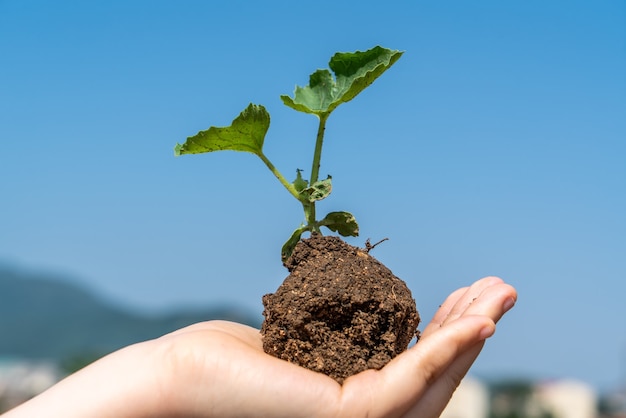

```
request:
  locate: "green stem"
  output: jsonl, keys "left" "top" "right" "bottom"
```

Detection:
{"left": 310, "top": 113, "right": 329, "bottom": 184}
{"left": 257, "top": 152, "right": 300, "bottom": 200}
{"left": 306, "top": 113, "right": 329, "bottom": 231}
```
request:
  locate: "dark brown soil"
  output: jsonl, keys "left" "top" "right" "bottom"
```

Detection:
{"left": 261, "top": 234, "right": 420, "bottom": 384}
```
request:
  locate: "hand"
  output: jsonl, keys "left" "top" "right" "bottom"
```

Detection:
{"left": 4, "top": 276, "right": 516, "bottom": 418}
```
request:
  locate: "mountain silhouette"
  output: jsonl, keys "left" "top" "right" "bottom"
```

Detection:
{"left": 0, "top": 265, "right": 261, "bottom": 361}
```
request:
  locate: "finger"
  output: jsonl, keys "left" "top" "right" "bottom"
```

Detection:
{"left": 440, "top": 276, "right": 505, "bottom": 326}
{"left": 405, "top": 342, "right": 484, "bottom": 418}
{"left": 458, "top": 282, "right": 517, "bottom": 324}
{"left": 338, "top": 315, "right": 495, "bottom": 418}
{"left": 422, "top": 276, "right": 505, "bottom": 338}
{"left": 406, "top": 282, "right": 517, "bottom": 417}
{"left": 421, "top": 286, "right": 469, "bottom": 338}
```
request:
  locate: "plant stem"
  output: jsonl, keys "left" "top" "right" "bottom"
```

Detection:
{"left": 310, "top": 113, "right": 329, "bottom": 185}
{"left": 306, "top": 113, "right": 329, "bottom": 230}
{"left": 257, "top": 152, "right": 300, "bottom": 200}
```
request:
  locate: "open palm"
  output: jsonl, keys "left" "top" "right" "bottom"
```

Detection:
{"left": 157, "top": 276, "right": 516, "bottom": 418}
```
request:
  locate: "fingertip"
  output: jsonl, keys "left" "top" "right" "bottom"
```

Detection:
{"left": 479, "top": 321, "right": 496, "bottom": 340}
{"left": 503, "top": 296, "right": 516, "bottom": 313}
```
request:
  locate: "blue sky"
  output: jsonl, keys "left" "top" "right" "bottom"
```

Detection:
{"left": 1, "top": 1, "right": 625, "bottom": 391}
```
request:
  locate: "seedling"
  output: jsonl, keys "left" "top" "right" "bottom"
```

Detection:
{"left": 175, "top": 46, "right": 418, "bottom": 384}
{"left": 174, "top": 46, "right": 403, "bottom": 261}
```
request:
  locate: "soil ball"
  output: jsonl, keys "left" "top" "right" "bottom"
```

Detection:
{"left": 261, "top": 234, "right": 420, "bottom": 384}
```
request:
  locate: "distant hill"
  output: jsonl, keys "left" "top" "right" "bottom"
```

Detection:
{"left": 0, "top": 265, "right": 262, "bottom": 362}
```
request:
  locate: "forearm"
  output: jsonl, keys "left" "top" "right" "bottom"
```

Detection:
{"left": 2, "top": 341, "right": 168, "bottom": 418}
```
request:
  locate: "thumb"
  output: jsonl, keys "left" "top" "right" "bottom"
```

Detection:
{"left": 339, "top": 315, "right": 495, "bottom": 418}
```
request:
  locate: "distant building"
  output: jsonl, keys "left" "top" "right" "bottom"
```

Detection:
{"left": 534, "top": 379, "right": 597, "bottom": 418}
{"left": 440, "top": 376, "right": 599, "bottom": 418}
{"left": 0, "top": 358, "right": 62, "bottom": 413}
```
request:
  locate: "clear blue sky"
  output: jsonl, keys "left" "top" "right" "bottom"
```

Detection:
{"left": 1, "top": 0, "right": 625, "bottom": 392}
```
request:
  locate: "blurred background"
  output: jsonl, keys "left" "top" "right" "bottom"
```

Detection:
{"left": 1, "top": 1, "right": 625, "bottom": 415}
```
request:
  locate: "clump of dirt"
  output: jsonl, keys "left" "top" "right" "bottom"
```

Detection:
{"left": 261, "top": 234, "right": 420, "bottom": 384}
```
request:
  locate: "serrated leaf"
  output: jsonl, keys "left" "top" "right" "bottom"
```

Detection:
{"left": 174, "top": 103, "right": 269, "bottom": 156}
{"left": 301, "top": 177, "right": 332, "bottom": 202}
{"left": 320, "top": 211, "right": 359, "bottom": 237}
{"left": 281, "top": 225, "right": 309, "bottom": 262}
{"left": 281, "top": 46, "right": 402, "bottom": 116}
{"left": 329, "top": 46, "right": 403, "bottom": 108}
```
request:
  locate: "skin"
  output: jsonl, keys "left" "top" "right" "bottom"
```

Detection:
{"left": 3, "top": 276, "right": 516, "bottom": 418}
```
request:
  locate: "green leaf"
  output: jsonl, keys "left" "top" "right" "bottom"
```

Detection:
{"left": 301, "top": 176, "right": 332, "bottom": 202}
{"left": 319, "top": 211, "right": 359, "bottom": 237}
{"left": 281, "top": 46, "right": 403, "bottom": 116}
{"left": 292, "top": 169, "right": 308, "bottom": 192}
{"left": 174, "top": 103, "right": 270, "bottom": 156}
{"left": 281, "top": 225, "right": 309, "bottom": 262}
{"left": 280, "top": 69, "right": 334, "bottom": 115}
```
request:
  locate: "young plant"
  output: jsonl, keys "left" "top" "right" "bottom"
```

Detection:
{"left": 174, "top": 46, "right": 402, "bottom": 261}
